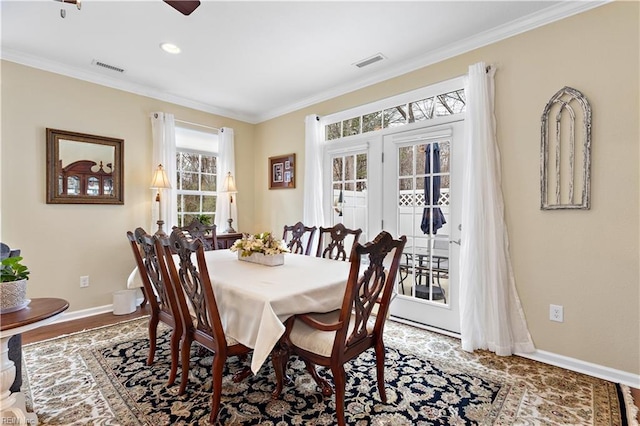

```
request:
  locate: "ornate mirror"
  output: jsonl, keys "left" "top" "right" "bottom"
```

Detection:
{"left": 46, "top": 128, "right": 124, "bottom": 204}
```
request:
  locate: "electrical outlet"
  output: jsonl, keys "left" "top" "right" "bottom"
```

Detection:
{"left": 550, "top": 304, "right": 563, "bottom": 322}
{"left": 80, "top": 275, "right": 89, "bottom": 288}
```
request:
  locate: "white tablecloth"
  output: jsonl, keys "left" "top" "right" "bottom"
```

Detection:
{"left": 129, "top": 250, "right": 352, "bottom": 373}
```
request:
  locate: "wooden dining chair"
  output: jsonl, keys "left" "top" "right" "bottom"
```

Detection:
{"left": 158, "top": 228, "right": 252, "bottom": 423}
{"left": 282, "top": 222, "right": 317, "bottom": 255}
{"left": 284, "top": 231, "right": 406, "bottom": 426}
{"left": 315, "top": 223, "right": 362, "bottom": 261}
{"left": 173, "top": 217, "right": 218, "bottom": 250}
{"left": 126, "top": 228, "right": 183, "bottom": 387}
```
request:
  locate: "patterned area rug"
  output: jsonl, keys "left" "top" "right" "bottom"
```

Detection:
{"left": 21, "top": 317, "right": 630, "bottom": 425}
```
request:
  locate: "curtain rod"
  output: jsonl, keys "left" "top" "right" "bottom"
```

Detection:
{"left": 175, "top": 119, "right": 220, "bottom": 131}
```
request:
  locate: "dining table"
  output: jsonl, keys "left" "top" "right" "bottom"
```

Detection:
{"left": 128, "top": 249, "right": 353, "bottom": 384}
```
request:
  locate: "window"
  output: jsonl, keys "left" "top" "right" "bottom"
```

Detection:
{"left": 325, "top": 88, "right": 466, "bottom": 140}
{"left": 329, "top": 150, "right": 369, "bottom": 242}
{"left": 174, "top": 126, "right": 219, "bottom": 227}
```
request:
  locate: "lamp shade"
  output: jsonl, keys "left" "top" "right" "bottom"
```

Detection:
{"left": 150, "top": 164, "right": 171, "bottom": 189}
{"left": 221, "top": 172, "right": 237, "bottom": 193}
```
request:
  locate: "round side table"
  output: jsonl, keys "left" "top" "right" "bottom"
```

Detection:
{"left": 1, "top": 298, "right": 69, "bottom": 425}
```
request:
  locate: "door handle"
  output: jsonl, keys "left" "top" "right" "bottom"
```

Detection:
{"left": 450, "top": 239, "right": 461, "bottom": 246}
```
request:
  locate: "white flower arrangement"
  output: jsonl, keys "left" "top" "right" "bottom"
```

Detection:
{"left": 230, "top": 232, "right": 290, "bottom": 257}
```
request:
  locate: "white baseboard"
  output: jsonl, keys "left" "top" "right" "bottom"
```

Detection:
{"left": 51, "top": 292, "right": 146, "bottom": 324}
{"left": 390, "top": 316, "right": 640, "bottom": 388}
{"left": 515, "top": 349, "right": 640, "bottom": 389}
{"left": 52, "top": 304, "right": 115, "bottom": 323}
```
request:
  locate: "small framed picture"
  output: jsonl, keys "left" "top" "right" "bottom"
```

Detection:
{"left": 269, "top": 153, "right": 295, "bottom": 189}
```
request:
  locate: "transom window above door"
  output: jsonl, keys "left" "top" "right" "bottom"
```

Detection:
{"left": 325, "top": 89, "right": 465, "bottom": 141}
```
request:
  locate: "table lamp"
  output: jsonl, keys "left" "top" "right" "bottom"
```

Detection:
{"left": 221, "top": 172, "right": 237, "bottom": 233}
{"left": 150, "top": 164, "right": 171, "bottom": 236}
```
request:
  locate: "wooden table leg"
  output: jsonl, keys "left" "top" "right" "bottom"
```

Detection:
{"left": 270, "top": 342, "right": 292, "bottom": 399}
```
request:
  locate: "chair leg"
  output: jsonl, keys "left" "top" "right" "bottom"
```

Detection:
{"left": 167, "top": 328, "right": 180, "bottom": 386}
{"left": 305, "top": 360, "right": 333, "bottom": 397}
{"left": 178, "top": 334, "right": 192, "bottom": 395}
{"left": 147, "top": 314, "right": 159, "bottom": 366}
{"left": 208, "top": 354, "right": 226, "bottom": 424}
{"left": 374, "top": 340, "right": 387, "bottom": 403}
{"left": 139, "top": 287, "right": 148, "bottom": 308}
{"left": 332, "top": 364, "right": 347, "bottom": 426}
{"left": 232, "top": 365, "right": 252, "bottom": 383}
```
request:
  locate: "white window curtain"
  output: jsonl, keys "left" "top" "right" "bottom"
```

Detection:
{"left": 150, "top": 112, "right": 177, "bottom": 232}
{"left": 303, "top": 114, "right": 325, "bottom": 229}
{"left": 215, "top": 127, "right": 237, "bottom": 233}
{"left": 459, "top": 62, "right": 535, "bottom": 356}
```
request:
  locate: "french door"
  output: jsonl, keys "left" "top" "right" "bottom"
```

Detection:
{"left": 383, "top": 121, "right": 463, "bottom": 333}
{"left": 323, "top": 120, "right": 462, "bottom": 333}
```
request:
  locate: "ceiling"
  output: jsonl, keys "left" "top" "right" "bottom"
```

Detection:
{"left": 1, "top": 1, "right": 603, "bottom": 124}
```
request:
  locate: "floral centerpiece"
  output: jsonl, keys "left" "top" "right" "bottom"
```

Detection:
{"left": 230, "top": 232, "right": 289, "bottom": 266}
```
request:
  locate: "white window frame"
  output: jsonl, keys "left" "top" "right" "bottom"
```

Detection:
{"left": 174, "top": 125, "right": 219, "bottom": 227}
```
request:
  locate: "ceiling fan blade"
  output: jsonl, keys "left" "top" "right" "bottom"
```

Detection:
{"left": 164, "top": 0, "right": 201, "bottom": 16}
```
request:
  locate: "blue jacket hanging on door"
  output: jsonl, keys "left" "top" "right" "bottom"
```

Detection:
{"left": 420, "top": 142, "right": 446, "bottom": 234}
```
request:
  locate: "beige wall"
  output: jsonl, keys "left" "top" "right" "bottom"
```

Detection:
{"left": 254, "top": 2, "right": 639, "bottom": 374}
{"left": 0, "top": 62, "right": 256, "bottom": 312}
{"left": 2, "top": 1, "right": 637, "bottom": 377}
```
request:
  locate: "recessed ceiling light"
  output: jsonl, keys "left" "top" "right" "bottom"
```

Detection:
{"left": 160, "top": 42, "right": 181, "bottom": 54}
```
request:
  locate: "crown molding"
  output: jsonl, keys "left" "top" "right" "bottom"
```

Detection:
{"left": 1, "top": 1, "right": 608, "bottom": 125}
{"left": 254, "top": 0, "right": 609, "bottom": 123}
{"left": 0, "top": 48, "right": 260, "bottom": 124}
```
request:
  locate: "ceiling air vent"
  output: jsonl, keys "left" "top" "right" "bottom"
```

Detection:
{"left": 354, "top": 53, "right": 386, "bottom": 69}
{"left": 91, "top": 59, "right": 125, "bottom": 73}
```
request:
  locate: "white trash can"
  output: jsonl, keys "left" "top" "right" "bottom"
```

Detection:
{"left": 113, "top": 289, "right": 137, "bottom": 315}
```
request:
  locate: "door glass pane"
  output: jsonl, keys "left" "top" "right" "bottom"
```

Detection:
{"left": 398, "top": 146, "right": 413, "bottom": 176}
{"left": 331, "top": 152, "right": 368, "bottom": 242}
{"left": 356, "top": 154, "right": 367, "bottom": 179}
{"left": 332, "top": 157, "right": 343, "bottom": 181}
{"left": 396, "top": 139, "right": 451, "bottom": 305}
{"left": 345, "top": 156, "right": 354, "bottom": 181}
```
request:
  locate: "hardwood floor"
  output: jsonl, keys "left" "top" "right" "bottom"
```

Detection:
{"left": 18, "top": 306, "right": 640, "bottom": 422}
{"left": 20, "top": 305, "right": 150, "bottom": 345}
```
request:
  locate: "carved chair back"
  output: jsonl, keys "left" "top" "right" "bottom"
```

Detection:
{"left": 283, "top": 222, "right": 317, "bottom": 255}
{"left": 127, "top": 228, "right": 177, "bottom": 319}
{"left": 160, "top": 229, "right": 227, "bottom": 354}
{"left": 316, "top": 223, "right": 362, "bottom": 261}
{"left": 337, "top": 231, "right": 406, "bottom": 356}
{"left": 173, "top": 217, "right": 217, "bottom": 251}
